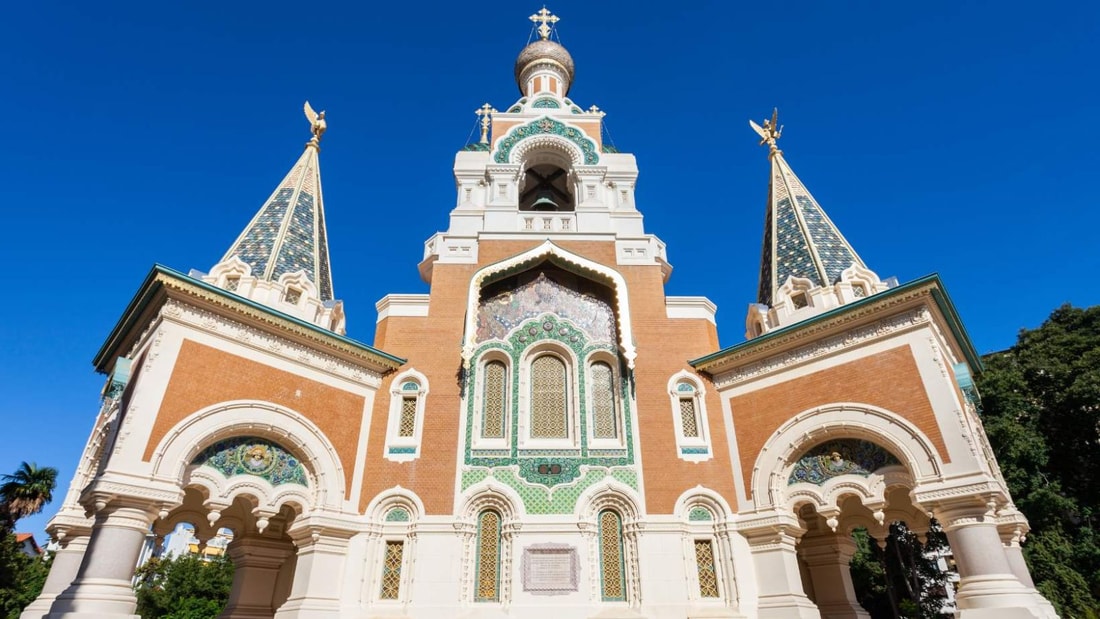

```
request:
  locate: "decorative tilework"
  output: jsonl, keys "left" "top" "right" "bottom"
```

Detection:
{"left": 463, "top": 467, "right": 638, "bottom": 515}
{"left": 385, "top": 507, "right": 411, "bottom": 522}
{"left": 379, "top": 541, "right": 403, "bottom": 599}
{"left": 694, "top": 540, "right": 720, "bottom": 598}
{"left": 493, "top": 116, "right": 599, "bottom": 165}
{"left": 192, "top": 436, "right": 307, "bottom": 486}
{"left": 475, "top": 510, "right": 502, "bottom": 602}
{"left": 476, "top": 273, "right": 616, "bottom": 345}
{"left": 599, "top": 510, "right": 626, "bottom": 601}
{"left": 388, "top": 446, "right": 417, "bottom": 455}
{"left": 680, "top": 446, "right": 710, "bottom": 455}
{"left": 787, "top": 439, "right": 900, "bottom": 485}
{"left": 464, "top": 142, "right": 491, "bottom": 151}
{"left": 676, "top": 382, "right": 695, "bottom": 393}
{"left": 270, "top": 191, "right": 316, "bottom": 286}
{"left": 796, "top": 195, "right": 858, "bottom": 286}
{"left": 773, "top": 196, "right": 820, "bottom": 289}
{"left": 532, "top": 98, "right": 561, "bottom": 109}
{"left": 231, "top": 188, "right": 293, "bottom": 280}
{"left": 688, "top": 507, "right": 713, "bottom": 522}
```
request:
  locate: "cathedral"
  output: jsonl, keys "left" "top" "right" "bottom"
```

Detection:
{"left": 24, "top": 9, "right": 1057, "bottom": 619}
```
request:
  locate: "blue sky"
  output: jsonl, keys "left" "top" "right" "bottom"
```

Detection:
{"left": 2, "top": 1, "right": 1098, "bottom": 536}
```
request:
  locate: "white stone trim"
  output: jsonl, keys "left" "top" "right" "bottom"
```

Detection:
{"left": 518, "top": 342, "right": 580, "bottom": 450}
{"left": 384, "top": 369, "right": 430, "bottom": 463}
{"left": 461, "top": 240, "right": 636, "bottom": 368}
{"left": 584, "top": 350, "right": 626, "bottom": 449}
{"left": 148, "top": 399, "right": 348, "bottom": 512}
{"left": 665, "top": 296, "right": 718, "bottom": 325}
{"left": 749, "top": 403, "right": 946, "bottom": 512}
{"left": 375, "top": 294, "right": 430, "bottom": 322}
{"left": 667, "top": 371, "right": 714, "bottom": 463}
{"left": 471, "top": 351, "right": 513, "bottom": 450}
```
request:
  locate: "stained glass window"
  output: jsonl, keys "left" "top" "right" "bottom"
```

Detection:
{"left": 598, "top": 509, "right": 626, "bottom": 601}
{"left": 530, "top": 355, "right": 568, "bottom": 439}
{"left": 482, "top": 361, "right": 507, "bottom": 439}
{"left": 590, "top": 362, "right": 617, "bottom": 439}
{"left": 398, "top": 396, "right": 417, "bottom": 437}
{"left": 379, "top": 541, "right": 404, "bottom": 600}
{"left": 475, "top": 510, "right": 502, "bottom": 602}
{"left": 680, "top": 398, "right": 700, "bottom": 438}
{"left": 694, "top": 539, "right": 720, "bottom": 598}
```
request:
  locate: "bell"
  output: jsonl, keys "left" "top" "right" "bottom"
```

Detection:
{"left": 531, "top": 189, "right": 559, "bottom": 211}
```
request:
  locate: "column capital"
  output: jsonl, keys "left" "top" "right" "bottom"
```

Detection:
{"left": 933, "top": 497, "right": 998, "bottom": 532}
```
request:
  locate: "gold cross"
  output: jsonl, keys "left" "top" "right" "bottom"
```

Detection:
{"left": 475, "top": 103, "right": 496, "bottom": 144}
{"left": 529, "top": 7, "right": 559, "bottom": 40}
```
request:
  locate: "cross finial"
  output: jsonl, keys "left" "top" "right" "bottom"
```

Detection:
{"left": 529, "top": 7, "right": 560, "bottom": 40}
{"left": 475, "top": 103, "right": 496, "bottom": 144}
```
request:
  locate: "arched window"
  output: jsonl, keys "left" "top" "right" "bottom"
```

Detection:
{"left": 385, "top": 370, "right": 429, "bottom": 462}
{"left": 589, "top": 361, "right": 618, "bottom": 440}
{"left": 530, "top": 354, "right": 568, "bottom": 439}
{"left": 598, "top": 509, "right": 627, "bottom": 601}
{"left": 668, "top": 373, "right": 712, "bottom": 462}
{"left": 693, "top": 539, "right": 720, "bottom": 598}
{"left": 475, "top": 510, "right": 503, "bottom": 602}
{"left": 482, "top": 360, "right": 508, "bottom": 440}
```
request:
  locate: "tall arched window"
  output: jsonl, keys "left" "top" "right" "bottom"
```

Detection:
{"left": 589, "top": 361, "right": 618, "bottom": 440}
{"left": 482, "top": 360, "right": 508, "bottom": 439}
{"left": 385, "top": 370, "right": 430, "bottom": 462}
{"left": 475, "top": 510, "right": 503, "bottom": 602}
{"left": 598, "top": 509, "right": 627, "bottom": 602}
{"left": 530, "top": 354, "right": 568, "bottom": 439}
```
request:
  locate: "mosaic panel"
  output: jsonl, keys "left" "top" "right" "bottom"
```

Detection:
{"left": 463, "top": 467, "right": 637, "bottom": 515}
{"left": 694, "top": 540, "right": 720, "bottom": 598}
{"left": 688, "top": 506, "right": 713, "bottom": 522}
{"left": 379, "top": 541, "right": 403, "bottom": 599}
{"left": 493, "top": 116, "right": 599, "bottom": 165}
{"left": 230, "top": 188, "right": 293, "bottom": 278}
{"left": 787, "top": 439, "right": 900, "bottom": 485}
{"left": 532, "top": 98, "right": 561, "bottom": 108}
{"left": 680, "top": 398, "right": 700, "bottom": 438}
{"left": 271, "top": 191, "right": 316, "bottom": 287}
{"left": 397, "top": 397, "right": 417, "bottom": 437}
{"left": 476, "top": 511, "right": 502, "bottom": 601}
{"left": 774, "top": 196, "right": 822, "bottom": 289}
{"left": 758, "top": 203, "right": 775, "bottom": 304}
{"left": 476, "top": 273, "right": 616, "bottom": 345}
{"left": 191, "top": 436, "right": 307, "bottom": 486}
{"left": 590, "top": 362, "right": 617, "bottom": 439}
{"left": 482, "top": 361, "right": 507, "bottom": 439}
{"left": 385, "top": 507, "right": 411, "bottom": 522}
{"left": 530, "top": 355, "right": 568, "bottom": 438}
{"left": 599, "top": 510, "right": 626, "bottom": 601}
{"left": 796, "top": 195, "right": 859, "bottom": 284}
{"left": 314, "top": 185, "right": 333, "bottom": 300}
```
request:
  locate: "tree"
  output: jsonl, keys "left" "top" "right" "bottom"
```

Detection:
{"left": 0, "top": 462, "right": 58, "bottom": 529}
{"left": 849, "top": 522, "right": 950, "bottom": 618}
{"left": 0, "top": 534, "right": 48, "bottom": 619}
{"left": 977, "top": 303, "right": 1100, "bottom": 617}
{"left": 134, "top": 553, "right": 234, "bottom": 619}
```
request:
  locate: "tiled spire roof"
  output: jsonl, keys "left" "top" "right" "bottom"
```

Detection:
{"left": 756, "top": 145, "right": 866, "bottom": 307}
{"left": 220, "top": 139, "right": 334, "bottom": 301}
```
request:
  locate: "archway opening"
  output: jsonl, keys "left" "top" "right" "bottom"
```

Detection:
{"left": 519, "top": 162, "right": 574, "bottom": 212}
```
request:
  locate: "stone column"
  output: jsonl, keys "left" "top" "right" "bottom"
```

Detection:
{"left": 20, "top": 531, "right": 91, "bottom": 619}
{"left": 46, "top": 502, "right": 158, "bottom": 618}
{"left": 744, "top": 525, "right": 821, "bottom": 619}
{"left": 220, "top": 536, "right": 295, "bottom": 619}
{"left": 938, "top": 501, "right": 1053, "bottom": 618}
{"left": 998, "top": 526, "right": 1059, "bottom": 619}
{"left": 797, "top": 533, "right": 869, "bottom": 619}
{"left": 273, "top": 526, "right": 353, "bottom": 618}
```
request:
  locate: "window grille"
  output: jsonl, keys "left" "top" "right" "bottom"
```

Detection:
{"left": 482, "top": 361, "right": 507, "bottom": 439}
{"left": 398, "top": 397, "right": 417, "bottom": 437}
{"left": 379, "top": 541, "right": 404, "bottom": 600}
{"left": 475, "top": 510, "right": 502, "bottom": 601}
{"left": 530, "top": 355, "right": 568, "bottom": 438}
{"left": 694, "top": 539, "right": 720, "bottom": 598}
{"left": 590, "top": 362, "right": 617, "bottom": 439}
{"left": 598, "top": 509, "right": 626, "bottom": 601}
{"left": 680, "top": 398, "right": 700, "bottom": 438}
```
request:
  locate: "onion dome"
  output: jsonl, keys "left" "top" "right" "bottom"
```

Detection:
{"left": 514, "top": 38, "right": 575, "bottom": 94}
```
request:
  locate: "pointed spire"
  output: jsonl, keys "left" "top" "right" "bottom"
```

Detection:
{"left": 219, "top": 103, "right": 335, "bottom": 301}
{"left": 753, "top": 109, "right": 868, "bottom": 307}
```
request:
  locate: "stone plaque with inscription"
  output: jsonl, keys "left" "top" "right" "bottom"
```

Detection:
{"left": 522, "top": 543, "right": 579, "bottom": 595}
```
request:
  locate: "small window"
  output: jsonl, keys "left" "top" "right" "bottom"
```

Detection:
{"left": 475, "top": 510, "right": 502, "bottom": 602}
{"left": 669, "top": 374, "right": 713, "bottom": 462}
{"left": 284, "top": 287, "right": 302, "bottom": 304}
{"left": 385, "top": 371, "right": 429, "bottom": 462}
{"left": 598, "top": 509, "right": 627, "bottom": 602}
{"left": 694, "top": 539, "right": 720, "bottom": 598}
{"left": 852, "top": 283, "right": 867, "bottom": 298}
{"left": 590, "top": 362, "right": 618, "bottom": 440}
{"left": 482, "top": 361, "right": 507, "bottom": 439}
{"left": 379, "top": 541, "right": 404, "bottom": 600}
{"left": 679, "top": 397, "right": 700, "bottom": 438}
{"left": 398, "top": 396, "right": 417, "bottom": 438}
{"left": 791, "top": 291, "right": 808, "bottom": 309}
{"left": 224, "top": 276, "right": 240, "bottom": 292}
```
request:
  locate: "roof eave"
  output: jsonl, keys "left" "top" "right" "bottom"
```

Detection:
{"left": 93, "top": 264, "right": 405, "bottom": 374}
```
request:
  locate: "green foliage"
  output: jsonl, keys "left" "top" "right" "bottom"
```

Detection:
{"left": 0, "top": 462, "right": 58, "bottom": 528}
{"left": 849, "top": 523, "right": 950, "bottom": 618}
{"left": 977, "top": 303, "right": 1100, "bottom": 617}
{"left": 0, "top": 532, "right": 50, "bottom": 619}
{"left": 134, "top": 553, "right": 234, "bottom": 619}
